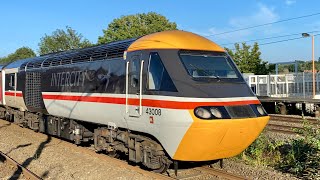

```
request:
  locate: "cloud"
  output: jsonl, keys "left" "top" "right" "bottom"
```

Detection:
{"left": 285, "top": 0, "right": 296, "bottom": 6}
{"left": 231, "top": 5, "right": 277, "bottom": 26}
{"left": 198, "top": 3, "right": 282, "bottom": 46}
{"left": 228, "top": 4, "right": 279, "bottom": 30}
{"left": 206, "top": 27, "right": 252, "bottom": 44}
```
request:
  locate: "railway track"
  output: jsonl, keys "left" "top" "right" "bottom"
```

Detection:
{"left": 269, "top": 114, "right": 319, "bottom": 124}
{"left": 266, "top": 114, "right": 319, "bottom": 134}
{"left": 87, "top": 146, "right": 248, "bottom": 180}
{"left": 83, "top": 146, "right": 171, "bottom": 180}
{"left": 79, "top": 146, "right": 249, "bottom": 180}
{"left": 195, "top": 166, "right": 247, "bottom": 180}
{"left": 0, "top": 150, "right": 41, "bottom": 180}
{"left": 68, "top": 146, "right": 249, "bottom": 180}
{"left": 166, "top": 166, "right": 247, "bottom": 180}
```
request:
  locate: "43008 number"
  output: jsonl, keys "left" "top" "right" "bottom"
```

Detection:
{"left": 145, "top": 108, "right": 161, "bottom": 116}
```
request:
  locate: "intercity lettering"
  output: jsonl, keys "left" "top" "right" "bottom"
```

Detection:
{"left": 50, "top": 70, "right": 86, "bottom": 87}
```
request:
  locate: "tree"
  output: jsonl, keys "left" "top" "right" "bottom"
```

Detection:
{"left": 0, "top": 47, "right": 36, "bottom": 64}
{"left": 98, "top": 12, "right": 177, "bottom": 44}
{"left": 38, "top": 26, "right": 92, "bottom": 55}
{"left": 226, "top": 42, "right": 269, "bottom": 75}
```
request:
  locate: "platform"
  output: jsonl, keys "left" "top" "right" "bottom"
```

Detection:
{"left": 245, "top": 73, "right": 320, "bottom": 115}
{"left": 245, "top": 72, "right": 320, "bottom": 100}
{"left": 258, "top": 96, "right": 320, "bottom": 104}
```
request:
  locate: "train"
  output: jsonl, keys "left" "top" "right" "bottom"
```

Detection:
{"left": 0, "top": 30, "right": 269, "bottom": 173}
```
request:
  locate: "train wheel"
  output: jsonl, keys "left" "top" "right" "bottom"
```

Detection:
{"left": 153, "top": 163, "right": 169, "bottom": 174}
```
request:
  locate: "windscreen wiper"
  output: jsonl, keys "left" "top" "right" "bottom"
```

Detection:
{"left": 189, "top": 64, "right": 221, "bottom": 81}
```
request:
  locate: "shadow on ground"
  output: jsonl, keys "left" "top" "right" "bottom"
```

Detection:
{"left": 8, "top": 135, "right": 52, "bottom": 180}
{"left": 0, "top": 122, "right": 11, "bottom": 129}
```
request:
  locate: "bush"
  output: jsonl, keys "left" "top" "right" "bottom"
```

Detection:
{"left": 240, "top": 132, "right": 283, "bottom": 166}
{"left": 240, "top": 118, "right": 320, "bottom": 179}
{"left": 278, "top": 119, "right": 320, "bottom": 179}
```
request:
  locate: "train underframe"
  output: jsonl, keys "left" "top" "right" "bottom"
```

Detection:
{"left": 0, "top": 106, "right": 172, "bottom": 173}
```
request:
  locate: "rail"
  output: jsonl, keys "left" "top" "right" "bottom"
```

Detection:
{"left": 196, "top": 166, "right": 247, "bottom": 180}
{"left": 0, "top": 150, "right": 41, "bottom": 180}
{"left": 167, "top": 165, "right": 248, "bottom": 180}
{"left": 266, "top": 114, "right": 319, "bottom": 134}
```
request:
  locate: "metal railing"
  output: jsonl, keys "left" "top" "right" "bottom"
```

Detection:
{"left": 245, "top": 72, "right": 320, "bottom": 98}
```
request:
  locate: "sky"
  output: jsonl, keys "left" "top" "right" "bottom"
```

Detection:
{"left": 0, "top": 0, "right": 319, "bottom": 63}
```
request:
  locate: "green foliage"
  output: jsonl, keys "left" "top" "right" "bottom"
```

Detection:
{"left": 98, "top": 12, "right": 177, "bottom": 44}
{"left": 240, "top": 119, "right": 320, "bottom": 179}
{"left": 240, "top": 132, "right": 283, "bottom": 166}
{"left": 38, "top": 26, "right": 92, "bottom": 55}
{"left": 270, "top": 60, "right": 320, "bottom": 74}
{"left": 278, "top": 119, "right": 320, "bottom": 178}
{"left": 226, "top": 42, "right": 270, "bottom": 75}
{"left": 0, "top": 47, "right": 36, "bottom": 64}
{"left": 278, "top": 138, "right": 320, "bottom": 178}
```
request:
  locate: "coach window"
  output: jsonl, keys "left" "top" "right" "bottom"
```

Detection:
{"left": 148, "top": 52, "right": 177, "bottom": 91}
{"left": 9, "top": 74, "right": 15, "bottom": 88}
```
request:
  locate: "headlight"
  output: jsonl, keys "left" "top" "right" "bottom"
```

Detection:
{"left": 210, "top": 107, "right": 222, "bottom": 118}
{"left": 195, "top": 107, "right": 211, "bottom": 119}
{"left": 256, "top": 105, "right": 265, "bottom": 115}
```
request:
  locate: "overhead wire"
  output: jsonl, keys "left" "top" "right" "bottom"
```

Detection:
{"left": 220, "top": 30, "right": 320, "bottom": 46}
{"left": 205, "top": 12, "right": 320, "bottom": 37}
{"left": 260, "top": 33, "right": 320, "bottom": 45}
{"left": 226, "top": 33, "right": 320, "bottom": 51}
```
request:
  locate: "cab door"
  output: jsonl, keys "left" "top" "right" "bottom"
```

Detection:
{"left": 126, "top": 51, "right": 144, "bottom": 117}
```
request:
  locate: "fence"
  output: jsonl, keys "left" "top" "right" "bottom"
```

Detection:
{"left": 245, "top": 72, "right": 320, "bottom": 99}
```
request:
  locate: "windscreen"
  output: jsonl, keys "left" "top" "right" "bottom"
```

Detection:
{"left": 179, "top": 51, "right": 242, "bottom": 81}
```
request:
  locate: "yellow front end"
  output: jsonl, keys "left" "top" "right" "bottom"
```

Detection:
{"left": 173, "top": 110, "right": 269, "bottom": 161}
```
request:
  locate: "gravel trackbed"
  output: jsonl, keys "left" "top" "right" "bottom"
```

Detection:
{"left": 0, "top": 120, "right": 165, "bottom": 180}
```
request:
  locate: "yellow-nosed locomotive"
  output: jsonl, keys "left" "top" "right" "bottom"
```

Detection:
{"left": 0, "top": 30, "right": 269, "bottom": 172}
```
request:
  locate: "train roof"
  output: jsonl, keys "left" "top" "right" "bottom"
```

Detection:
{"left": 127, "top": 30, "right": 225, "bottom": 52}
{"left": 3, "top": 30, "right": 225, "bottom": 71}
{"left": 13, "top": 38, "right": 136, "bottom": 71}
{"left": 3, "top": 57, "right": 35, "bottom": 70}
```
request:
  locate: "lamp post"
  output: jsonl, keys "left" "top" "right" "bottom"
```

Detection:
{"left": 302, "top": 33, "right": 315, "bottom": 98}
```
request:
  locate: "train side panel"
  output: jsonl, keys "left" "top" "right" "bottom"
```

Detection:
{"left": 34, "top": 58, "right": 129, "bottom": 129}
{"left": 4, "top": 68, "right": 27, "bottom": 111}
{"left": 0, "top": 70, "right": 4, "bottom": 105}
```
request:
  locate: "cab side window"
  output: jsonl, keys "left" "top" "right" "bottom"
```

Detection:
{"left": 148, "top": 52, "right": 177, "bottom": 92}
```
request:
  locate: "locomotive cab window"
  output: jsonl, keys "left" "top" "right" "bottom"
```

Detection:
{"left": 179, "top": 51, "right": 243, "bottom": 82}
{"left": 147, "top": 52, "right": 177, "bottom": 91}
{"left": 130, "top": 57, "right": 140, "bottom": 88}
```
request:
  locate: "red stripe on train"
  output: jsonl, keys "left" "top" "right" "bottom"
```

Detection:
{"left": 42, "top": 94, "right": 260, "bottom": 109}
{"left": 43, "top": 94, "right": 126, "bottom": 104}
{"left": 5, "top": 91, "right": 23, "bottom": 97}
